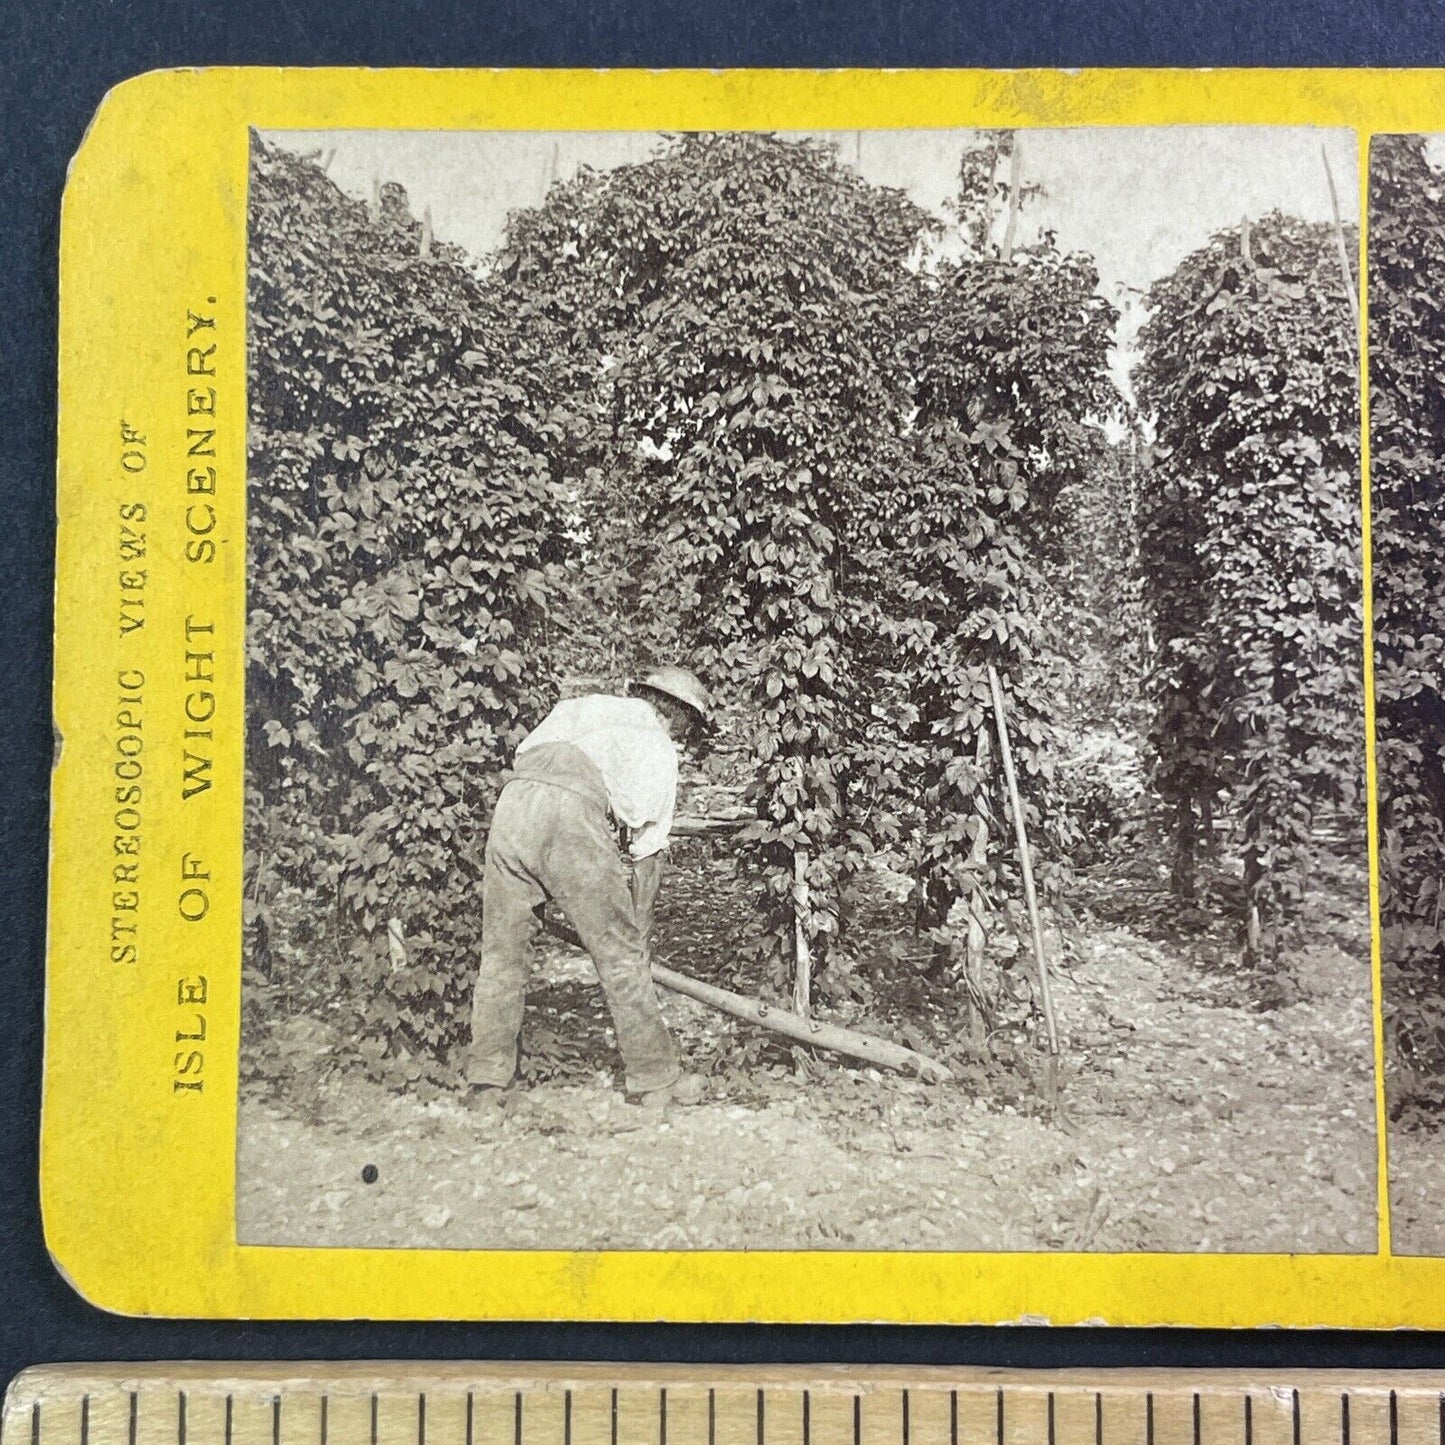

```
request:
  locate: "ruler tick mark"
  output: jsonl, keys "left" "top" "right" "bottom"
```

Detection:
{"left": 1147, "top": 1393, "right": 1155, "bottom": 1445}
{"left": 854, "top": 1395, "right": 862, "bottom": 1445}
{"left": 757, "top": 1389, "right": 765, "bottom": 1445}
{"left": 514, "top": 1392, "right": 522, "bottom": 1445}
{"left": 905, "top": 1390, "right": 912, "bottom": 1445}
{"left": 1391, "top": 1392, "right": 1400, "bottom": 1445}
{"left": 179, "top": 1392, "right": 187, "bottom": 1445}
{"left": 371, "top": 1395, "right": 379, "bottom": 1445}
{"left": 225, "top": 1396, "right": 233, "bottom": 1445}
{"left": 564, "top": 1392, "right": 572, "bottom": 1445}
{"left": 1048, "top": 1394, "right": 1055, "bottom": 1445}
{"left": 1193, "top": 1394, "right": 1201, "bottom": 1445}
{"left": 661, "top": 1388, "right": 667, "bottom": 1445}
{"left": 1342, "top": 1394, "right": 1350, "bottom": 1445}
{"left": 130, "top": 1393, "right": 138, "bottom": 1445}
{"left": 80, "top": 1397, "right": 89, "bottom": 1445}
{"left": 709, "top": 1391, "right": 716, "bottom": 1445}
{"left": 273, "top": 1394, "right": 281, "bottom": 1445}
{"left": 31, "top": 1401, "right": 39, "bottom": 1445}
{"left": 612, "top": 1389, "right": 618, "bottom": 1445}
{"left": 952, "top": 1391, "right": 959, "bottom": 1445}
{"left": 418, "top": 1394, "right": 426, "bottom": 1445}
{"left": 1293, "top": 1391, "right": 1301, "bottom": 1445}
{"left": 465, "top": 1395, "right": 473, "bottom": 1445}
{"left": 1095, "top": 1394, "right": 1103, "bottom": 1445}
{"left": 320, "top": 1397, "right": 328, "bottom": 1445}
{"left": 1245, "top": 1396, "right": 1253, "bottom": 1445}
{"left": 998, "top": 1388, "right": 1006, "bottom": 1445}
{"left": 803, "top": 1391, "right": 810, "bottom": 1445}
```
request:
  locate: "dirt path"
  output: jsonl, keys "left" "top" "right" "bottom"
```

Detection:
{"left": 237, "top": 902, "right": 1377, "bottom": 1254}
{"left": 1389, "top": 1125, "right": 1444, "bottom": 1254}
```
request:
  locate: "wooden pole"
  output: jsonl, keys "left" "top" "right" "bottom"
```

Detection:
{"left": 1322, "top": 145, "right": 1361, "bottom": 334}
{"left": 387, "top": 917, "right": 407, "bottom": 972}
{"left": 987, "top": 664, "right": 1061, "bottom": 1058}
{"left": 669, "top": 813, "right": 750, "bottom": 839}
{"left": 963, "top": 726, "right": 993, "bottom": 1045}
{"left": 1002, "top": 134, "right": 1022, "bottom": 261}
{"left": 652, "top": 961, "right": 952, "bottom": 1083}
{"left": 792, "top": 848, "right": 811, "bottom": 1019}
{"left": 988, "top": 135, "right": 1004, "bottom": 246}
{"left": 540, "top": 915, "right": 953, "bottom": 1082}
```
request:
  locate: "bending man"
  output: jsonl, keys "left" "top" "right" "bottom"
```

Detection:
{"left": 468, "top": 666, "right": 710, "bottom": 1102}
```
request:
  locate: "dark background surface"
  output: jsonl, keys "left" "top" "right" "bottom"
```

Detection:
{"left": 5, "top": 0, "right": 1445, "bottom": 1389}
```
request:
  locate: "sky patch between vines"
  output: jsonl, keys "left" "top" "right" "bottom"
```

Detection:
{"left": 263, "top": 125, "right": 1359, "bottom": 402}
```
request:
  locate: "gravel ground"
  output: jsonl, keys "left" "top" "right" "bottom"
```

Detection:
{"left": 237, "top": 885, "right": 1378, "bottom": 1253}
{"left": 1389, "top": 1124, "right": 1444, "bottom": 1254}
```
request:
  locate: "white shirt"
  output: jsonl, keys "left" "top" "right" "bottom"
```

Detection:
{"left": 517, "top": 695, "right": 678, "bottom": 859}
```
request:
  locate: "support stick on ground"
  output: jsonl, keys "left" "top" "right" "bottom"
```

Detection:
{"left": 987, "top": 664, "right": 1061, "bottom": 1060}
{"left": 651, "top": 960, "right": 953, "bottom": 1083}
{"left": 540, "top": 914, "right": 954, "bottom": 1083}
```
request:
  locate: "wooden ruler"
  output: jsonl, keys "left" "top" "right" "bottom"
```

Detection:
{"left": 5, "top": 1367, "right": 1445, "bottom": 1445}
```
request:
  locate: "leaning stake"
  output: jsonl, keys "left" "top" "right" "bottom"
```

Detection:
{"left": 1321, "top": 144, "right": 1361, "bottom": 334}
{"left": 792, "top": 848, "right": 812, "bottom": 1019}
{"left": 987, "top": 664, "right": 1062, "bottom": 1072}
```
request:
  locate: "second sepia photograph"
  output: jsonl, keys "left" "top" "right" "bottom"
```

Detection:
{"left": 236, "top": 125, "right": 1377, "bottom": 1255}
{"left": 1369, "top": 132, "right": 1445, "bottom": 1257}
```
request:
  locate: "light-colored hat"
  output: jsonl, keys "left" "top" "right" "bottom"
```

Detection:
{"left": 636, "top": 666, "right": 711, "bottom": 726}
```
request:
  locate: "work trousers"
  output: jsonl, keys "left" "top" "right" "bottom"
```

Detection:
{"left": 468, "top": 742, "right": 681, "bottom": 1094}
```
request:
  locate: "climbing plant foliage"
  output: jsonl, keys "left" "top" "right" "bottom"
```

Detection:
{"left": 1136, "top": 213, "right": 1363, "bottom": 964}
{"left": 1369, "top": 133, "right": 1445, "bottom": 1106}
{"left": 504, "top": 134, "right": 928, "bottom": 981}
{"left": 245, "top": 136, "right": 573, "bottom": 1057}
{"left": 502, "top": 133, "right": 1115, "bottom": 1013}
{"left": 248, "top": 130, "right": 1365, "bottom": 1072}
{"left": 852, "top": 226, "right": 1116, "bottom": 994}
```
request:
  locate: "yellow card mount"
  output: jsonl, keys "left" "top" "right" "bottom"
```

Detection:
{"left": 42, "top": 65, "right": 1445, "bottom": 1324}
{"left": 6, "top": 1368, "right": 1445, "bottom": 1445}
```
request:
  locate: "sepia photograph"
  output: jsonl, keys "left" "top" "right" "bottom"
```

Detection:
{"left": 237, "top": 124, "right": 1377, "bottom": 1254}
{"left": 1369, "top": 133, "right": 1445, "bottom": 1257}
